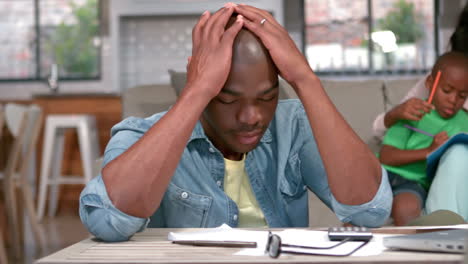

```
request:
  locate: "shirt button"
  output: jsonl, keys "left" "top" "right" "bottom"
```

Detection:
{"left": 216, "top": 180, "right": 222, "bottom": 187}
{"left": 180, "top": 192, "right": 189, "bottom": 199}
{"left": 233, "top": 214, "right": 238, "bottom": 221}
{"left": 209, "top": 147, "right": 215, "bottom": 153}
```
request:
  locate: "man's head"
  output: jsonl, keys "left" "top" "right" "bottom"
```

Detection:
{"left": 426, "top": 51, "right": 468, "bottom": 119}
{"left": 201, "top": 15, "right": 279, "bottom": 160}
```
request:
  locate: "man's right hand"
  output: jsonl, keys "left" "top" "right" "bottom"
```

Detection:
{"left": 384, "top": 98, "right": 434, "bottom": 128}
{"left": 184, "top": 3, "right": 243, "bottom": 100}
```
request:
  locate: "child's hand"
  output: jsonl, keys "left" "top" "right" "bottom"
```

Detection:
{"left": 429, "top": 131, "right": 449, "bottom": 152}
{"left": 393, "top": 98, "right": 433, "bottom": 121}
{"left": 384, "top": 98, "right": 434, "bottom": 128}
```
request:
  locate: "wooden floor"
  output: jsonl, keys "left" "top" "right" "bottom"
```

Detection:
{"left": 5, "top": 211, "right": 90, "bottom": 264}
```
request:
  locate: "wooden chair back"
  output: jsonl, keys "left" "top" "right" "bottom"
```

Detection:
{"left": 0, "top": 104, "right": 8, "bottom": 264}
{"left": 2, "top": 103, "right": 45, "bottom": 259}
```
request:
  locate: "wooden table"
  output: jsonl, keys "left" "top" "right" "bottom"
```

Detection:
{"left": 36, "top": 227, "right": 465, "bottom": 264}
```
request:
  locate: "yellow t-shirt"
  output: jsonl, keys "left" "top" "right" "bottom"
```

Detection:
{"left": 223, "top": 155, "right": 267, "bottom": 227}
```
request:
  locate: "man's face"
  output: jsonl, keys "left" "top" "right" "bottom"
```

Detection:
{"left": 428, "top": 64, "right": 468, "bottom": 119}
{"left": 201, "top": 48, "right": 278, "bottom": 160}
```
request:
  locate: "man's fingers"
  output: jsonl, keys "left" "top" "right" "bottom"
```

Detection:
{"left": 240, "top": 14, "right": 284, "bottom": 45}
{"left": 235, "top": 4, "right": 265, "bottom": 22}
{"left": 235, "top": 4, "right": 280, "bottom": 28}
{"left": 221, "top": 14, "right": 243, "bottom": 46}
{"left": 192, "top": 11, "right": 210, "bottom": 49}
{"left": 204, "top": 5, "right": 235, "bottom": 41}
{"left": 210, "top": 3, "right": 237, "bottom": 38}
{"left": 239, "top": 15, "right": 267, "bottom": 39}
{"left": 235, "top": 4, "right": 284, "bottom": 34}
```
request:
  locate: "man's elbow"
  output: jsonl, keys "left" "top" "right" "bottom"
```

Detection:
{"left": 80, "top": 206, "right": 132, "bottom": 242}
{"left": 339, "top": 167, "right": 393, "bottom": 227}
{"left": 349, "top": 207, "right": 391, "bottom": 227}
{"left": 80, "top": 204, "right": 137, "bottom": 242}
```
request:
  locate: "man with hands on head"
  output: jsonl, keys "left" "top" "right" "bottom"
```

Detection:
{"left": 79, "top": 3, "right": 392, "bottom": 242}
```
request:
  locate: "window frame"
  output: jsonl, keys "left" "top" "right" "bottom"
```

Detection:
{"left": 302, "top": 0, "right": 440, "bottom": 76}
{"left": 0, "top": 0, "right": 102, "bottom": 82}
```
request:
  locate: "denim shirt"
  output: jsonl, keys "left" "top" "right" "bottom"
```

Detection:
{"left": 80, "top": 99, "right": 392, "bottom": 242}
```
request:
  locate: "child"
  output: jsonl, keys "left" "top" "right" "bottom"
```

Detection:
{"left": 379, "top": 51, "right": 468, "bottom": 226}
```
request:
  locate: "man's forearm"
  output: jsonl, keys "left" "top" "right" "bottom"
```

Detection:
{"left": 294, "top": 74, "right": 382, "bottom": 205}
{"left": 102, "top": 88, "right": 211, "bottom": 218}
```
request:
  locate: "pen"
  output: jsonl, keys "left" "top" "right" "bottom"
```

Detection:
{"left": 403, "top": 124, "right": 434, "bottom": 138}
{"left": 173, "top": 240, "right": 257, "bottom": 248}
{"left": 427, "top": 70, "right": 441, "bottom": 104}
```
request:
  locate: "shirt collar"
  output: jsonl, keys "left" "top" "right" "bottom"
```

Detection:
{"left": 189, "top": 121, "right": 272, "bottom": 143}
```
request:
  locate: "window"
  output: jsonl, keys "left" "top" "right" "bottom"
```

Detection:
{"left": 304, "top": 0, "right": 437, "bottom": 76}
{"left": 0, "top": 0, "right": 100, "bottom": 81}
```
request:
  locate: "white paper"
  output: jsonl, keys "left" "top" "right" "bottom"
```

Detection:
{"left": 168, "top": 225, "right": 395, "bottom": 257}
{"left": 168, "top": 224, "right": 269, "bottom": 244}
{"left": 243, "top": 229, "right": 392, "bottom": 257}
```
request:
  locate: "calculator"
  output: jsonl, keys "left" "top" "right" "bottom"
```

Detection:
{"left": 328, "top": 226, "right": 373, "bottom": 241}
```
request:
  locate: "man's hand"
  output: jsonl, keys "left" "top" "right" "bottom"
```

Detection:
{"left": 234, "top": 4, "right": 313, "bottom": 88}
{"left": 384, "top": 98, "right": 433, "bottom": 128}
{"left": 429, "top": 131, "right": 449, "bottom": 152}
{"left": 185, "top": 3, "right": 243, "bottom": 99}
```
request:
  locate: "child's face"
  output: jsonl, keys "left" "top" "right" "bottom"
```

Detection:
{"left": 426, "top": 65, "right": 468, "bottom": 119}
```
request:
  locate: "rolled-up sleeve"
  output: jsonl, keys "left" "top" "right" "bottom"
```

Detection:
{"left": 79, "top": 116, "right": 158, "bottom": 242}
{"left": 295, "top": 107, "right": 392, "bottom": 228}
{"left": 79, "top": 175, "right": 150, "bottom": 242}
{"left": 330, "top": 167, "right": 392, "bottom": 227}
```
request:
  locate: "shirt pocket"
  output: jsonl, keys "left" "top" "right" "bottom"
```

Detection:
{"left": 163, "top": 182, "right": 213, "bottom": 228}
{"left": 280, "top": 154, "right": 307, "bottom": 203}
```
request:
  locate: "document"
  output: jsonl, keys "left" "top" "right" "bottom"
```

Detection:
{"left": 168, "top": 224, "right": 268, "bottom": 245}
{"left": 168, "top": 224, "right": 391, "bottom": 257}
{"left": 237, "top": 229, "right": 389, "bottom": 257}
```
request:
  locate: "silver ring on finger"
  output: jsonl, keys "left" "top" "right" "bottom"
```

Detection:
{"left": 260, "top": 18, "right": 267, "bottom": 25}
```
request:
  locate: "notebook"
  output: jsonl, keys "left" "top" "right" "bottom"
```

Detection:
{"left": 426, "top": 133, "right": 468, "bottom": 180}
{"left": 383, "top": 229, "right": 467, "bottom": 253}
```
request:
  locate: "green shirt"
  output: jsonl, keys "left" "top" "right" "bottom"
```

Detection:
{"left": 382, "top": 109, "right": 468, "bottom": 189}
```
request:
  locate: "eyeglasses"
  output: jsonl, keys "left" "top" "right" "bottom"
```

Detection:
{"left": 265, "top": 231, "right": 370, "bottom": 258}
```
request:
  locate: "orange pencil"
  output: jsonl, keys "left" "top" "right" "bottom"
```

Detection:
{"left": 427, "top": 70, "right": 441, "bottom": 104}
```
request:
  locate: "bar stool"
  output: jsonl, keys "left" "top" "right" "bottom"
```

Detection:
{"left": 37, "top": 114, "right": 100, "bottom": 220}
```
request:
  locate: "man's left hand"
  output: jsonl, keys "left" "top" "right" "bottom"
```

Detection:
{"left": 234, "top": 4, "right": 314, "bottom": 88}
